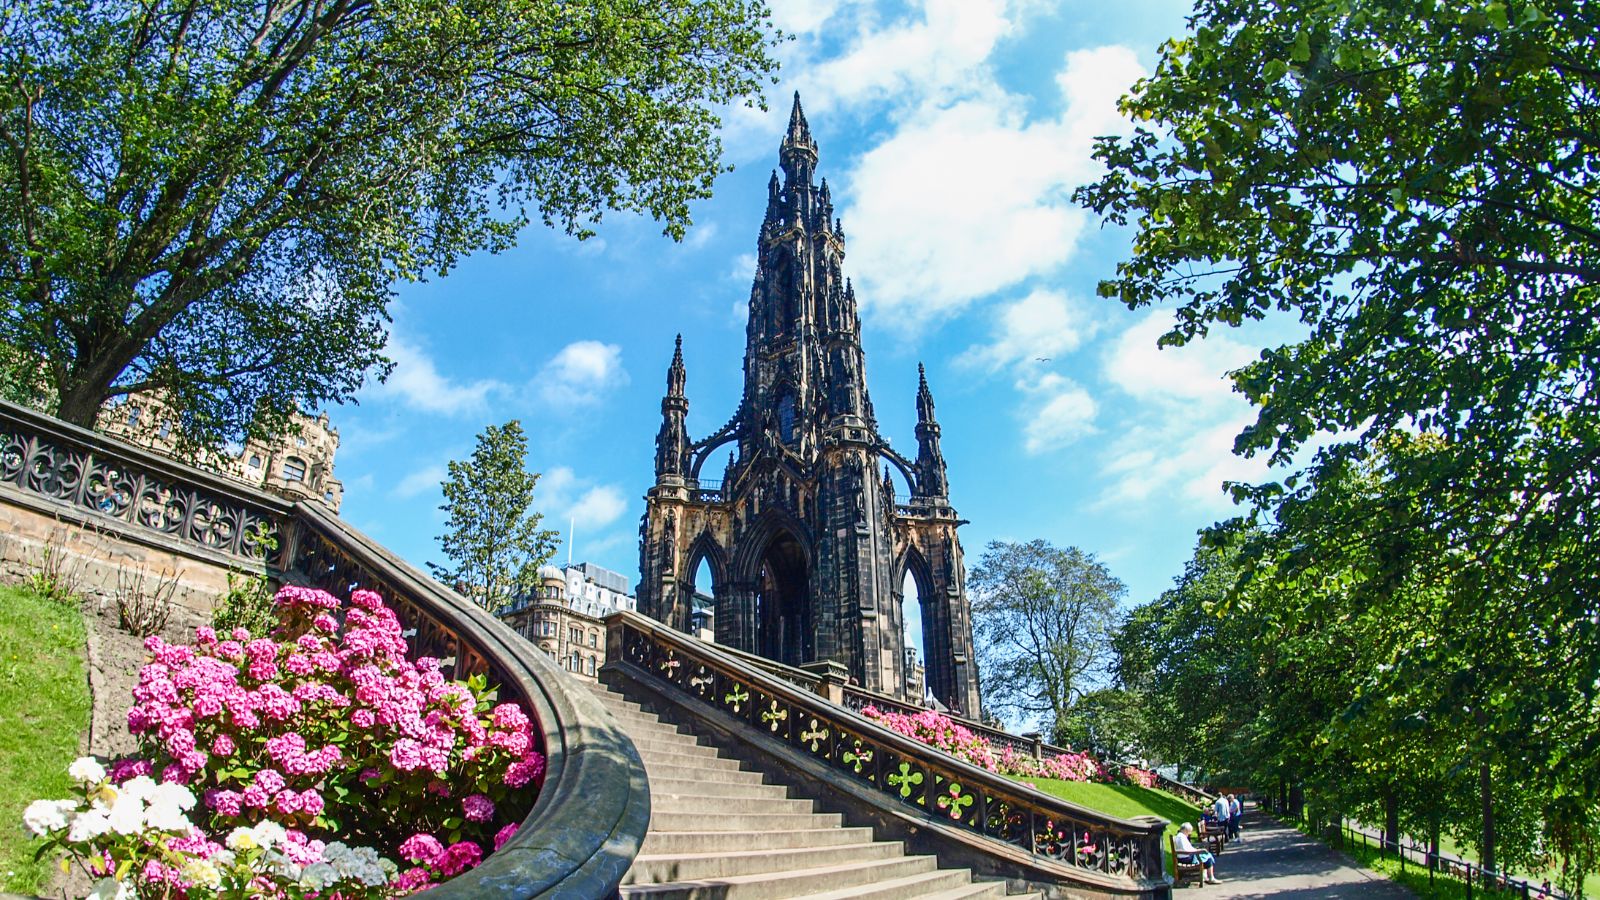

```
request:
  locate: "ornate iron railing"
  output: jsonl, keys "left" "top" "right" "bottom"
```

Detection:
{"left": 0, "top": 399, "right": 287, "bottom": 565}
{"left": 0, "top": 401, "right": 649, "bottom": 898}
{"left": 614, "top": 612, "right": 1169, "bottom": 886}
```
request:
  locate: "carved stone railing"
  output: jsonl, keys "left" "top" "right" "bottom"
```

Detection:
{"left": 0, "top": 399, "right": 288, "bottom": 568}
{"left": 611, "top": 611, "right": 1171, "bottom": 895}
{"left": 0, "top": 401, "right": 649, "bottom": 898}
{"left": 838, "top": 680, "right": 1214, "bottom": 807}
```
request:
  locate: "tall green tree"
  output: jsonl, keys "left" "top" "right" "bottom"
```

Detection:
{"left": 430, "top": 420, "right": 559, "bottom": 612}
{"left": 968, "top": 540, "right": 1123, "bottom": 737}
{"left": 1077, "top": 0, "right": 1599, "bottom": 886}
{"left": 0, "top": 0, "right": 777, "bottom": 445}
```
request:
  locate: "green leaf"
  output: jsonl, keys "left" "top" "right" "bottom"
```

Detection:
{"left": 1291, "top": 31, "right": 1311, "bottom": 62}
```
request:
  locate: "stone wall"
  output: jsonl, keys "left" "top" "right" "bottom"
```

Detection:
{"left": 0, "top": 490, "right": 265, "bottom": 621}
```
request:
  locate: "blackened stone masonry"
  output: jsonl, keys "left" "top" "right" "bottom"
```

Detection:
{"left": 636, "top": 94, "right": 981, "bottom": 716}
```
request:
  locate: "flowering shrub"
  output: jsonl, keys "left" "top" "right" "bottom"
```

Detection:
{"left": 25, "top": 758, "right": 393, "bottom": 898}
{"left": 25, "top": 586, "right": 546, "bottom": 897}
{"left": 859, "top": 705, "right": 1159, "bottom": 789}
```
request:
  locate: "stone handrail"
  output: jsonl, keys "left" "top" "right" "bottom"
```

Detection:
{"left": 838, "top": 681, "right": 1215, "bottom": 808}
{"left": 0, "top": 399, "right": 291, "bottom": 568}
{"left": 0, "top": 401, "right": 649, "bottom": 898}
{"left": 610, "top": 611, "right": 1171, "bottom": 892}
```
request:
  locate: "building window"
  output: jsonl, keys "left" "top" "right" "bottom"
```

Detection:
{"left": 569, "top": 652, "right": 580, "bottom": 672}
{"left": 323, "top": 490, "right": 335, "bottom": 503}
{"left": 247, "top": 454, "right": 262, "bottom": 469}
{"left": 569, "top": 626, "right": 581, "bottom": 644}
{"left": 585, "top": 656, "right": 596, "bottom": 676}
{"left": 127, "top": 406, "right": 141, "bottom": 428}
{"left": 282, "top": 457, "right": 307, "bottom": 481}
{"left": 588, "top": 631, "right": 598, "bottom": 648}
{"left": 158, "top": 420, "right": 172, "bottom": 439}
{"left": 296, "top": 436, "right": 307, "bottom": 447}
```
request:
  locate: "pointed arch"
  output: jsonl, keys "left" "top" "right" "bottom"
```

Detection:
{"left": 732, "top": 508, "right": 813, "bottom": 583}
{"left": 682, "top": 530, "right": 729, "bottom": 597}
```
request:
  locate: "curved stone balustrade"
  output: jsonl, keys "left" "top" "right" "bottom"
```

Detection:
{"left": 0, "top": 399, "right": 289, "bottom": 567}
{"left": 610, "top": 610, "right": 1171, "bottom": 896}
{"left": 0, "top": 401, "right": 650, "bottom": 898}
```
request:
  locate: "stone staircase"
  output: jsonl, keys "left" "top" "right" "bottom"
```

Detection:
{"left": 588, "top": 679, "right": 1038, "bottom": 900}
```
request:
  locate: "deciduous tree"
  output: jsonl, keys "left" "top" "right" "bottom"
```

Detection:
{"left": 0, "top": 0, "right": 777, "bottom": 446}
{"left": 430, "top": 420, "right": 559, "bottom": 612}
{"left": 969, "top": 540, "right": 1123, "bottom": 738}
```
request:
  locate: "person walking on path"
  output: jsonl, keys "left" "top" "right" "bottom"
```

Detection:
{"left": 1228, "top": 793, "right": 1243, "bottom": 841}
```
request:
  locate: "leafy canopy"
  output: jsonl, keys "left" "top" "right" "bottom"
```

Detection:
{"left": 429, "top": 420, "right": 560, "bottom": 612}
{"left": 968, "top": 540, "right": 1124, "bottom": 737}
{"left": 1077, "top": 0, "right": 1599, "bottom": 870}
{"left": 0, "top": 0, "right": 778, "bottom": 444}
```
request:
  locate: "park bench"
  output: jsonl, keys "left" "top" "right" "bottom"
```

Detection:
{"left": 1170, "top": 833, "right": 1206, "bottom": 888}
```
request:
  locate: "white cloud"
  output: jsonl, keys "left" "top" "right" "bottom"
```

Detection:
{"left": 535, "top": 341, "right": 629, "bottom": 407}
{"left": 1017, "top": 372, "right": 1097, "bottom": 453}
{"left": 1104, "top": 312, "right": 1257, "bottom": 404}
{"left": 537, "top": 467, "right": 628, "bottom": 529}
{"left": 372, "top": 338, "right": 504, "bottom": 416}
{"left": 1095, "top": 311, "right": 1267, "bottom": 511}
{"left": 798, "top": 0, "right": 1014, "bottom": 113}
{"left": 392, "top": 463, "right": 445, "bottom": 500}
{"left": 843, "top": 45, "right": 1147, "bottom": 329}
{"left": 685, "top": 221, "right": 719, "bottom": 249}
{"left": 959, "top": 289, "right": 1098, "bottom": 372}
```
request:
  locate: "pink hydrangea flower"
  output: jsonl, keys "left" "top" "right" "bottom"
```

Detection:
{"left": 462, "top": 794, "right": 494, "bottom": 822}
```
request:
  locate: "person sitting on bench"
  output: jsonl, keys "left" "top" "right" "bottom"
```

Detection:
{"left": 1174, "top": 823, "right": 1222, "bottom": 884}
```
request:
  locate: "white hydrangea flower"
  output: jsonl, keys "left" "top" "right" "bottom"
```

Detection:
{"left": 180, "top": 858, "right": 222, "bottom": 889}
{"left": 84, "top": 876, "right": 132, "bottom": 900}
{"left": 143, "top": 800, "right": 192, "bottom": 834}
{"left": 149, "top": 782, "right": 196, "bottom": 811}
{"left": 68, "top": 809, "right": 111, "bottom": 842}
{"left": 226, "top": 826, "right": 260, "bottom": 851}
{"left": 118, "top": 776, "right": 158, "bottom": 804}
{"left": 105, "top": 795, "right": 145, "bottom": 836}
{"left": 251, "top": 820, "right": 287, "bottom": 850}
{"left": 23, "top": 799, "right": 77, "bottom": 836}
{"left": 68, "top": 757, "right": 107, "bottom": 785}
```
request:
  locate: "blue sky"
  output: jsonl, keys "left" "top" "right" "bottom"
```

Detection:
{"left": 330, "top": 0, "right": 1276, "bottom": 625}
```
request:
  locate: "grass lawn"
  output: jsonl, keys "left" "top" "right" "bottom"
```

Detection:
{"left": 1021, "top": 777, "right": 1206, "bottom": 875}
{"left": 0, "top": 584, "right": 91, "bottom": 894}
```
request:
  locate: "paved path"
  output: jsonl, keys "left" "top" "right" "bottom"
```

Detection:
{"left": 1181, "top": 809, "right": 1415, "bottom": 899}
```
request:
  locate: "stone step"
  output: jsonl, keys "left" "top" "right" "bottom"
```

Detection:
{"left": 650, "top": 793, "right": 816, "bottom": 816}
{"left": 649, "top": 777, "right": 791, "bottom": 801}
{"left": 641, "top": 827, "right": 877, "bottom": 855}
{"left": 648, "top": 810, "right": 846, "bottom": 833}
{"left": 788, "top": 868, "right": 993, "bottom": 900}
{"left": 643, "top": 761, "right": 766, "bottom": 785}
{"left": 628, "top": 735, "right": 721, "bottom": 756}
{"left": 634, "top": 747, "right": 748, "bottom": 771}
{"left": 619, "top": 854, "right": 941, "bottom": 899}
{"left": 626, "top": 841, "right": 905, "bottom": 883}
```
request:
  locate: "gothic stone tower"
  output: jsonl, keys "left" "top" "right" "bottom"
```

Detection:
{"left": 637, "top": 95, "right": 981, "bottom": 716}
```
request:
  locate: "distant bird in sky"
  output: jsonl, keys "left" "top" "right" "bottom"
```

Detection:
{"left": 1035, "top": 357, "right": 1052, "bottom": 362}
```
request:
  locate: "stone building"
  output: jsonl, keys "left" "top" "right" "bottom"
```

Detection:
{"left": 498, "top": 562, "right": 637, "bottom": 679}
{"left": 636, "top": 95, "right": 982, "bottom": 716}
{"left": 98, "top": 392, "right": 344, "bottom": 512}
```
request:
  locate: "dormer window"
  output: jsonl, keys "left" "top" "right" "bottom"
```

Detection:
{"left": 283, "top": 457, "right": 307, "bottom": 482}
{"left": 247, "top": 454, "right": 262, "bottom": 469}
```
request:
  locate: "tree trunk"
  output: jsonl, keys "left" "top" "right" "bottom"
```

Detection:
{"left": 1429, "top": 816, "right": 1441, "bottom": 871}
{"left": 1480, "top": 759, "right": 1496, "bottom": 881}
{"left": 1384, "top": 789, "right": 1400, "bottom": 852}
{"left": 1289, "top": 780, "right": 1305, "bottom": 820}
{"left": 56, "top": 378, "right": 108, "bottom": 427}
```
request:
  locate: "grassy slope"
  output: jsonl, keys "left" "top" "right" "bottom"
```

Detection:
{"left": 0, "top": 584, "right": 91, "bottom": 894}
{"left": 1022, "top": 777, "right": 1205, "bottom": 876}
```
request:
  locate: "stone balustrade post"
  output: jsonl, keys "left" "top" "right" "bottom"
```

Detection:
{"left": 799, "top": 659, "right": 849, "bottom": 705}
{"left": 1023, "top": 731, "right": 1043, "bottom": 760}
